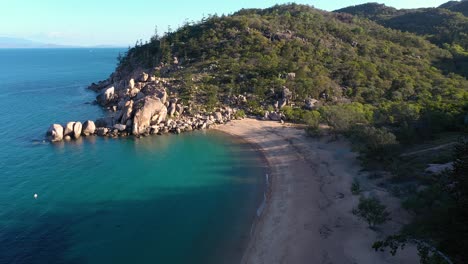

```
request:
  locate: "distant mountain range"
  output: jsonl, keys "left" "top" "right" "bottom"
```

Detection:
{"left": 0, "top": 37, "right": 124, "bottom": 49}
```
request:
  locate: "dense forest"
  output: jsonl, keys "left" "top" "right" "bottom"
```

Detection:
{"left": 335, "top": 2, "right": 468, "bottom": 77}
{"left": 114, "top": 3, "right": 468, "bottom": 263}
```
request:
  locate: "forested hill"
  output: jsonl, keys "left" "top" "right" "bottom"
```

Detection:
{"left": 105, "top": 5, "right": 468, "bottom": 262}
{"left": 440, "top": 0, "right": 468, "bottom": 16}
{"left": 335, "top": 2, "right": 468, "bottom": 76}
{"left": 115, "top": 4, "right": 466, "bottom": 142}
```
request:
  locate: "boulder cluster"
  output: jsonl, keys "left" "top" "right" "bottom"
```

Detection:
{"left": 46, "top": 71, "right": 240, "bottom": 142}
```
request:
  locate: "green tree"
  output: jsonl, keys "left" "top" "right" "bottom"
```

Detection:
{"left": 353, "top": 196, "right": 391, "bottom": 229}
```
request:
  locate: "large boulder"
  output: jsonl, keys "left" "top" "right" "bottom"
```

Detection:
{"left": 96, "top": 127, "right": 109, "bottom": 136}
{"left": 64, "top": 122, "right": 75, "bottom": 137}
{"left": 120, "top": 100, "right": 134, "bottom": 125}
{"left": 168, "top": 103, "right": 176, "bottom": 116}
{"left": 305, "top": 98, "right": 319, "bottom": 110}
{"left": 95, "top": 117, "right": 115, "bottom": 128}
{"left": 214, "top": 112, "right": 223, "bottom": 122}
{"left": 46, "top": 124, "right": 64, "bottom": 142}
{"left": 82, "top": 120, "right": 96, "bottom": 136}
{"left": 159, "top": 89, "right": 168, "bottom": 104}
{"left": 96, "top": 86, "right": 114, "bottom": 106}
{"left": 139, "top": 72, "right": 149, "bottom": 82}
{"left": 282, "top": 87, "right": 292, "bottom": 100}
{"left": 89, "top": 79, "right": 110, "bottom": 92}
{"left": 73, "top": 122, "right": 82, "bottom": 139}
{"left": 269, "top": 112, "right": 282, "bottom": 121}
{"left": 132, "top": 97, "right": 167, "bottom": 135}
{"left": 113, "top": 124, "right": 126, "bottom": 132}
{"left": 176, "top": 104, "right": 184, "bottom": 116}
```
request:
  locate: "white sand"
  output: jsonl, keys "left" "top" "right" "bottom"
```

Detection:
{"left": 216, "top": 118, "right": 418, "bottom": 264}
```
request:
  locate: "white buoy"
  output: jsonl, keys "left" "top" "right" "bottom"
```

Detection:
{"left": 34, "top": 193, "right": 38, "bottom": 199}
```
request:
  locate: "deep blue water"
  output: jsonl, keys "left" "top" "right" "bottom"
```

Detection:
{"left": 0, "top": 49, "right": 265, "bottom": 264}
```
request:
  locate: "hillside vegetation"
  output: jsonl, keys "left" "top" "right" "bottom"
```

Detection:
{"left": 440, "top": 0, "right": 468, "bottom": 16}
{"left": 335, "top": 2, "right": 468, "bottom": 77}
{"left": 111, "top": 4, "right": 468, "bottom": 263}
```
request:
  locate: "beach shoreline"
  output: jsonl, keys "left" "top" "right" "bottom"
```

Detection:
{"left": 216, "top": 118, "right": 419, "bottom": 264}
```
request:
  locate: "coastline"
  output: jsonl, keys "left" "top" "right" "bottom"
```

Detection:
{"left": 216, "top": 118, "right": 419, "bottom": 264}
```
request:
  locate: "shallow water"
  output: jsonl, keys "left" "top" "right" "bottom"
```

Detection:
{"left": 0, "top": 49, "right": 265, "bottom": 264}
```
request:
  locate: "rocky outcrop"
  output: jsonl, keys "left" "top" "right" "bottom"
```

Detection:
{"left": 96, "top": 86, "right": 114, "bottom": 106}
{"left": 46, "top": 124, "right": 64, "bottom": 142}
{"left": 48, "top": 71, "right": 244, "bottom": 143}
{"left": 139, "top": 72, "right": 149, "bottom": 82}
{"left": 132, "top": 97, "right": 167, "bottom": 135}
{"left": 95, "top": 117, "right": 115, "bottom": 128}
{"left": 82, "top": 120, "right": 96, "bottom": 136}
{"left": 113, "top": 124, "right": 126, "bottom": 132}
{"left": 73, "top": 122, "right": 82, "bottom": 139}
{"left": 119, "top": 100, "right": 134, "bottom": 125}
{"left": 89, "top": 79, "right": 110, "bottom": 92}
{"left": 268, "top": 112, "right": 284, "bottom": 121}
{"left": 64, "top": 122, "right": 75, "bottom": 137}
{"left": 305, "top": 98, "right": 318, "bottom": 110}
{"left": 96, "top": 127, "right": 109, "bottom": 136}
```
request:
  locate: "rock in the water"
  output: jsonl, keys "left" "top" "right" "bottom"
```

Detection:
{"left": 132, "top": 97, "right": 167, "bottom": 135}
{"left": 129, "top": 78, "right": 135, "bottom": 89}
{"left": 95, "top": 117, "right": 114, "bottom": 128}
{"left": 82, "top": 120, "right": 96, "bottom": 136}
{"left": 73, "top": 122, "right": 82, "bottom": 139}
{"left": 46, "top": 124, "right": 64, "bottom": 142}
{"left": 96, "top": 127, "right": 109, "bottom": 136}
{"left": 113, "top": 124, "right": 126, "bottom": 132}
{"left": 64, "top": 122, "right": 75, "bottom": 137}
{"left": 96, "top": 86, "right": 114, "bottom": 106}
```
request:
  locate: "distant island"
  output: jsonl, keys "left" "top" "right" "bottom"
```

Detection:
{"left": 0, "top": 37, "right": 124, "bottom": 49}
{"left": 45, "top": 2, "right": 467, "bottom": 264}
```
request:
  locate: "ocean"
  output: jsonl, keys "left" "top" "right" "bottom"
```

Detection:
{"left": 0, "top": 49, "right": 265, "bottom": 264}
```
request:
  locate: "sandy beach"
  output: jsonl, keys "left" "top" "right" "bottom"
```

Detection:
{"left": 217, "top": 118, "right": 419, "bottom": 264}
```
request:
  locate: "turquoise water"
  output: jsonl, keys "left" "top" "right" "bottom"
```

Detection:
{"left": 0, "top": 49, "right": 265, "bottom": 264}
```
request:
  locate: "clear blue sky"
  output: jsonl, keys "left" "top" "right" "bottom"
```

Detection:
{"left": 0, "top": 0, "right": 449, "bottom": 46}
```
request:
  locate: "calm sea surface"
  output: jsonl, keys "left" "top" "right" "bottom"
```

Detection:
{"left": 0, "top": 49, "right": 265, "bottom": 264}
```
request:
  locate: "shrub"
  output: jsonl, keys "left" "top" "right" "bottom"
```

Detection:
{"left": 234, "top": 109, "right": 246, "bottom": 119}
{"left": 351, "top": 179, "right": 362, "bottom": 195}
{"left": 353, "top": 196, "right": 391, "bottom": 228}
{"left": 320, "top": 102, "right": 374, "bottom": 132}
{"left": 304, "top": 110, "right": 322, "bottom": 136}
{"left": 281, "top": 106, "right": 307, "bottom": 123}
{"left": 348, "top": 125, "right": 399, "bottom": 161}
{"left": 303, "top": 110, "right": 321, "bottom": 129}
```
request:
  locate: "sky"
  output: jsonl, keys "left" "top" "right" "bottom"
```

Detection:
{"left": 0, "top": 0, "right": 451, "bottom": 47}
